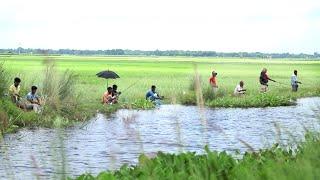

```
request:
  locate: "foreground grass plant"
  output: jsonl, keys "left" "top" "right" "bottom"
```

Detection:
{"left": 73, "top": 133, "right": 320, "bottom": 180}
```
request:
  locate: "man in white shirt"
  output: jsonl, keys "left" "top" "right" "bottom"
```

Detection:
{"left": 234, "top": 81, "right": 246, "bottom": 96}
{"left": 26, "top": 86, "right": 42, "bottom": 113}
{"left": 291, "top": 70, "right": 302, "bottom": 92}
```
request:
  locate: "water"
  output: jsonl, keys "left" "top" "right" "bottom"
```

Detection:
{"left": 1, "top": 97, "right": 320, "bottom": 179}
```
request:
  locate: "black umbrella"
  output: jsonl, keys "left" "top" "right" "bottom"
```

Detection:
{"left": 96, "top": 70, "right": 120, "bottom": 87}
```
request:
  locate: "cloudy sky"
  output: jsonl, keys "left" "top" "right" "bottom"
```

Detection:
{"left": 1, "top": 0, "right": 319, "bottom": 53}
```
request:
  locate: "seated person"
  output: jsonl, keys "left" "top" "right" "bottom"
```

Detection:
{"left": 112, "top": 84, "right": 122, "bottom": 104}
{"left": 102, "top": 87, "right": 116, "bottom": 105}
{"left": 234, "top": 81, "right": 246, "bottom": 96}
{"left": 146, "top": 85, "right": 163, "bottom": 104}
{"left": 9, "top": 77, "right": 25, "bottom": 109}
{"left": 26, "top": 86, "right": 42, "bottom": 113}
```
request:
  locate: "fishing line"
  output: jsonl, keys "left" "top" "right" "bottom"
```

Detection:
{"left": 273, "top": 81, "right": 290, "bottom": 87}
{"left": 121, "top": 79, "right": 143, "bottom": 94}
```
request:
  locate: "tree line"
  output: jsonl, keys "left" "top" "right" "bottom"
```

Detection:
{"left": 0, "top": 48, "right": 320, "bottom": 59}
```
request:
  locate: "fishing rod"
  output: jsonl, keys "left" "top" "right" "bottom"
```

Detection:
{"left": 120, "top": 79, "right": 142, "bottom": 94}
{"left": 273, "top": 81, "right": 290, "bottom": 87}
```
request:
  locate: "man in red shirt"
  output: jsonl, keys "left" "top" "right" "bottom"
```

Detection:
{"left": 259, "top": 68, "right": 276, "bottom": 92}
{"left": 209, "top": 71, "right": 218, "bottom": 93}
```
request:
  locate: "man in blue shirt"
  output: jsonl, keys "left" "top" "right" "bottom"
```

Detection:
{"left": 146, "top": 85, "right": 163, "bottom": 105}
{"left": 291, "top": 70, "right": 302, "bottom": 92}
{"left": 26, "top": 86, "right": 41, "bottom": 113}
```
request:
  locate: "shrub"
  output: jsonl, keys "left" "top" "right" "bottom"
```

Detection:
{"left": 0, "top": 110, "right": 9, "bottom": 134}
{"left": 130, "top": 99, "right": 155, "bottom": 109}
{"left": 58, "top": 70, "right": 78, "bottom": 102}
{"left": 179, "top": 91, "right": 197, "bottom": 105}
{"left": 41, "top": 59, "right": 79, "bottom": 118}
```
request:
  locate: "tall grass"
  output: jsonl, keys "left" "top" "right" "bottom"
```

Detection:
{"left": 0, "top": 62, "right": 10, "bottom": 97}
{"left": 180, "top": 74, "right": 230, "bottom": 106}
{"left": 42, "top": 59, "right": 59, "bottom": 110}
{"left": 41, "top": 58, "right": 81, "bottom": 120}
{"left": 0, "top": 110, "right": 9, "bottom": 134}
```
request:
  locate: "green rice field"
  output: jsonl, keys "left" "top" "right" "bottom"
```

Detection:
{"left": 1, "top": 55, "right": 319, "bottom": 108}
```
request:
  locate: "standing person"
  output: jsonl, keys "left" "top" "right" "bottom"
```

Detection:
{"left": 234, "top": 81, "right": 246, "bottom": 96}
{"left": 291, "top": 70, "right": 302, "bottom": 92}
{"left": 9, "top": 77, "right": 25, "bottom": 109}
{"left": 26, "top": 86, "right": 42, "bottom": 113}
{"left": 259, "top": 68, "right": 276, "bottom": 92}
{"left": 146, "top": 85, "right": 163, "bottom": 105}
{"left": 209, "top": 71, "right": 218, "bottom": 93}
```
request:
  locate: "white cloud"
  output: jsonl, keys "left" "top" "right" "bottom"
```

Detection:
{"left": 0, "top": 0, "right": 319, "bottom": 53}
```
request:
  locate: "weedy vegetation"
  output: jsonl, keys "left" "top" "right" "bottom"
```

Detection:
{"left": 73, "top": 133, "right": 320, "bottom": 180}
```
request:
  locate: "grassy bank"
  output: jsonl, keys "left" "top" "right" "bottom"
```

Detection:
{"left": 0, "top": 59, "right": 154, "bottom": 134}
{"left": 0, "top": 55, "right": 319, "bottom": 133}
{"left": 181, "top": 83, "right": 320, "bottom": 108}
{"left": 74, "top": 133, "right": 320, "bottom": 180}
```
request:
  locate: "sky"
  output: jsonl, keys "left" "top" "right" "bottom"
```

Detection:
{"left": 0, "top": 0, "right": 320, "bottom": 53}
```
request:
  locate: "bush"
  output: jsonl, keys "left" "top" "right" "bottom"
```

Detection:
{"left": 179, "top": 91, "right": 197, "bottom": 105}
{"left": 42, "top": 59, "right": 79, "bottom": 118}
{"left": 0, "top": 110, "right": 9, "bottom": 134}
{"left": 129, "top": 99, "right": 155, "bottom": 109}
{"left": 188, "top": 74, "right": 203, "bottom": 91}
{"left": 58, "top": 70, "right": 78, "bottom": 102}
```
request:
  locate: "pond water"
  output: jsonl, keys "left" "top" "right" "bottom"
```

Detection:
{"left": 1, "top": 97, "right": 320, "bottom": 179}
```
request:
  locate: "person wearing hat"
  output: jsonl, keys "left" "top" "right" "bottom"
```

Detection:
{"left": 209, "top": 71, "right": 218, "bottom": 93}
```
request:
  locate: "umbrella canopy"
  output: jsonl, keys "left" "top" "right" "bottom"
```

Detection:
{"left": 96, "top": 70, "right": 120, "bottom": 79}
{"left": 96, "top": 70, "right": 120, "bottom": 87}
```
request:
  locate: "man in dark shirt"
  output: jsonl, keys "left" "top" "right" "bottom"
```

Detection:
{"left": 112, "top": 84, "right": 121, "bottom": 103}
{"left": 260, "top": 68, "right": 276, "bottom": 92}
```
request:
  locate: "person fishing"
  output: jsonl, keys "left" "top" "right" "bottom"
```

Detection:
{"left": 146, "top": 85, "right": 163, "bottom": 105}
{"left": 9, "top": 77, "right": 25, "bottom": 109}
{"left": 112, "top": 84, "right": 121, "bottom": 103}
{"left": 102, "top": 87, "right": 117, "bottom": 105}
{"left": 291, "top": 70, "right": 302, "bottom": 92}
{"left": 26, "top": 86, "right": 42, "bottom": 113}
{"left": 259, "top": 68, "right": 276, "bottom": 92}
{"left": 209, "top": 70, "right": 218, "bottom": 93}
{"left": 234, "top": 80, "right": 246, "bottom": 96}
